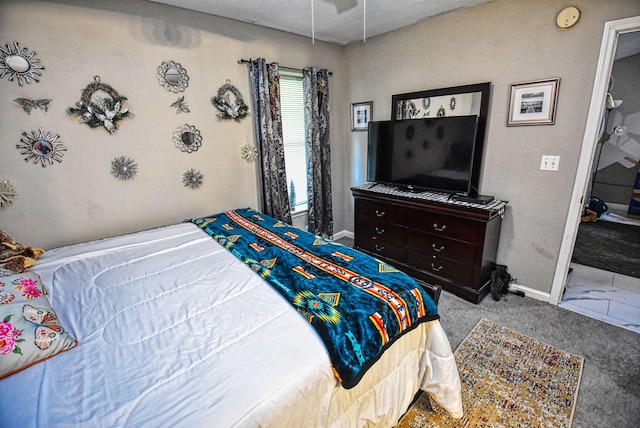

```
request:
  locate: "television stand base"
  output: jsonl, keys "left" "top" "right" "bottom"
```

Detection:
{"left": 452, "top": 194, "right": 495, "bottom": 205}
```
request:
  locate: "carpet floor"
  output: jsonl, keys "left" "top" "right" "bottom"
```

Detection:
{"left": 396, "top": 318, "right": 584, "bottom": 427}
{"left": 571, "top": 220, "right": 640, "bottom": 279}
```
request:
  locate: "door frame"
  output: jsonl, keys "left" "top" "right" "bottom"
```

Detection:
{"left": 549, "top": 16, "right": 640, "bottom": 305}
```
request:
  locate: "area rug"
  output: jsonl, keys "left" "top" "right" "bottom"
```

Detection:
{"left": 396, "top": 318, "right": 584, "bottom": 428}
{"left": 571, "top": 220, "right": 640, "bottom": 279}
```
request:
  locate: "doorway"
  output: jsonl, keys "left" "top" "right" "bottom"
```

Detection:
{"left": 550, "top": 16, "right": 640, "bottom": 306}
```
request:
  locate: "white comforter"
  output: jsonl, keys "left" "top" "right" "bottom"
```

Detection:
{"left": 0, "top": 223, "right": 462, "bottom": 427}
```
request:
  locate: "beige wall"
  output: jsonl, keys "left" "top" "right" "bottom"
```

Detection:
{"left": 2, "top": 0, "right": 640, "bottom": 297}
{"left": 343, "top": 0, "right": 640, "bottom": 295}
{"left": 0, "top": 0, "right": 348, "bottom": 249}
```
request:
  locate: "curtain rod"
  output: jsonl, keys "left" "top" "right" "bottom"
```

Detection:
{"left": 238, "top": 58, "right": 332, "bottom": 76}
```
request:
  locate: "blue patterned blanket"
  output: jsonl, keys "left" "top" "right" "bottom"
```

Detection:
{"left": 188, "top": 208, "right": 438, "bottom": 388}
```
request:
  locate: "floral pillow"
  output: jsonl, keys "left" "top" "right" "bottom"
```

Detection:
{"left": 0, "top": 271, "right": 77, "bottom": 378}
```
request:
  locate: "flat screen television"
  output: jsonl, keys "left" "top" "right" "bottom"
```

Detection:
{"left": 367, "top": 115, "right": 480, "bottom": 196}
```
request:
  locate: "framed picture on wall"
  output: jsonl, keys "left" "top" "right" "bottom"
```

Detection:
{"left": 351, "top": 101, "right": 372, "bottom": 131}
{"left": 507, "top": 78, "right": 560, "bottom": 126}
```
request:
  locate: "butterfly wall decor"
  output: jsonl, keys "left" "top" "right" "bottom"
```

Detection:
{"left": 14, "top": 97, "right": 52, "bottom": 114}
{"left": 170, "top": 96, "right": 190, "bottom": 114}
{"left": 22, "top": 304, "right": 64, "bottom": 350}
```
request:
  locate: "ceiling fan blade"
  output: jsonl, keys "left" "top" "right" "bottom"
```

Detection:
{"left": 321, "top": 0, "right": 358, "bottom": 14}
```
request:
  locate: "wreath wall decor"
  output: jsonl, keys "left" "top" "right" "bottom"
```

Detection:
{"left": 0, "top": 181, "right": 17, "bottom": 207}
{"left": 211, "top": 80, "right": 249, "bottom": 122}
{"left": 17, "top": 128, "right": 66, "bottom": 167}
{"left": 110, "top": 156, "right": 138, "bottom": 181}
{"left": 67, "top": 76, "right": 132, "bottom": 133}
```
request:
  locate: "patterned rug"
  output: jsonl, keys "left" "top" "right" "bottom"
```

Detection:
{"left": 396, "top": 318, "right": 584, "bottom": 428}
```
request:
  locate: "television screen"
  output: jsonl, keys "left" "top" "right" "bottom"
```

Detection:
{"left": 367, "top": 116, "right": 479, "bottom": 195}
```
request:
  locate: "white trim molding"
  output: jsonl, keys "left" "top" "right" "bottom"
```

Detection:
{"left": 550, "top": 16, "right": 640, "bottom": 305}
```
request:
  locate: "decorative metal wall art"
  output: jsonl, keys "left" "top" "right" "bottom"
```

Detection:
{"left": 0, "top": 42, "right": 45, "bottom": 85}
{"left": 240, "top": 142, "right": 258, "bottom": 162}
{"left": 14, "top": 98, "right": 52, "bottom": 114}
{"left": 171, "top": 96, "right": 190, "bottom": 114}
{"left": 173, "top": 124, "right": 202, "bottom": 153}
{"left": 182, "top": 168, "right": 203, "bottom": 189}
{"left": 110, "top": 156, "right": 138, "bottom": 181}
{"left": 0, "top": 181, "right": 17, "bottom": 207}
{"left": 17, "top": 128, "right": 66, "bottom": 167}
{"left": 157, "top": 60, "right": 189, "bottom": 93}
{"left": 67, "top": 76, "right": 132, "bottom": 133}
{"left": 211, "top": 80, "right": 249, "bottom": 122}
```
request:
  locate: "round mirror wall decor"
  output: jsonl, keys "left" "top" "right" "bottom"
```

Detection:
{"left": 157, "top": 60, "right": 189, "bottom": 93}
{"left": 17, "top": 128, "right": 66, "bottom": 167}
{"left": 211, "top": 80, "right": 249, "bottom": 122}
{"left": 0, "top": 181, "right": 17, "bottom": 207}
{"left": 110, "top": 156, "right": 138, "bottom": 181}
{"left": 0, "top": 42, "right": 45, "bottom": 85}
{"left": 67, "top": 76, "right": 132, "bottom": 133}
{"left": 182, "top": 168, "right": 203, "bottom": 189}
{"left": 173, "top": 124, "right": 202, "bottom": 153}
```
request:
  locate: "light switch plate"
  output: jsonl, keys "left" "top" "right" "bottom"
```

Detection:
{"left": 541, "top": 155, "right": 560, "bottom": 171}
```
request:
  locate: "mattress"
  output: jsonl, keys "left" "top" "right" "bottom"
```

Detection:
{"left": 0, "top": 222, "right": 462, "bottom": 427}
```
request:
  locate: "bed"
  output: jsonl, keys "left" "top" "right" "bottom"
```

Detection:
{"left": 0, "top": 208, "right": 463, "bottom": 427}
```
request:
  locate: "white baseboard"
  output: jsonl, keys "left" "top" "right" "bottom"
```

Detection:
{"left": 510, "top": 282, "right": 551, "bottom": 302}
{"left": 332, "top": 230, "right": 354, "bottom": 240}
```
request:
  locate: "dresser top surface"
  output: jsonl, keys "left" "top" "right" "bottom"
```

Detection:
{"left": 352, "top": 183, "right": 508, "bottom": 217}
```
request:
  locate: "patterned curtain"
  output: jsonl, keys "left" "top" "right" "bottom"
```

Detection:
{"left": 303, "top": 67, "right": 333, "bottom": 237}
{"left": 247, "top": 58, "right": 292, "bottom": 224}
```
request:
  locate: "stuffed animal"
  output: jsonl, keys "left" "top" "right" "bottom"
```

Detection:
{"left": 0, "top": 230, "right": 44, "bottom": 273}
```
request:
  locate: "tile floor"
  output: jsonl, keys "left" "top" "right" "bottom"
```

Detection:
{"left": 559, "top": 205, "right": 640, "bottom": 334}
{"left": 560, "top": 263, "right": 640, "bottom": 334}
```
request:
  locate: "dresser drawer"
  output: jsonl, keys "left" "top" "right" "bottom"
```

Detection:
{"left": 407, "top": 251, "right": 474, "bottom": 284}
{"left": 358, "top": 235, "right": 406, "bottom": 261}
{"left": 352, "top": 187, "right": 505, "bottom": 304}
{"left": 357, "top": 215, "right": 407, "bottom": 245}
{"left": 356, "top": 199, "right": 407, "bottom": 225}
{"left": 412, "top": 211, "right": 480, "bottom": 243}
{"left": 407, "top": 231, "right": 476, "bottom": 265}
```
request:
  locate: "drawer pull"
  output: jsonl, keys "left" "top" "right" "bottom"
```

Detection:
{"left": 432, "top": 223, "right": 447, "bottom": 232}
{"left": 374, "top": 244, "right": 385, "bottom": 252}
{"left": 375, "top": 227, "right": 385, "bottom": 235}
{"left": 431, "top": 263, "right": 443, "bottom": 272}
{"left": 375, "top": 210, "right": 386, "bottom": 217}
{"left": 432, "top": 244, "right": 445, "bottom": 252}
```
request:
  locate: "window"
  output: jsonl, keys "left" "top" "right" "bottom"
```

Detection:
{"left": 280, "top": 71, "right": 308, "bottom": 214}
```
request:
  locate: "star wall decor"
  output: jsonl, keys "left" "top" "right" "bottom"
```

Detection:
{"left": 110, "top": 156, "right": 138, "bottom": 181}
{"left": 182, "top": 168, "right": 203, "bottom": 189}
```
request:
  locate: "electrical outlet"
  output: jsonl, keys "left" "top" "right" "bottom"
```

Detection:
{"left": 540, "top": 155, "right": 560, "bottom": 171}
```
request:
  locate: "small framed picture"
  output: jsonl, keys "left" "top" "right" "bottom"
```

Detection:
{"left": 507, "top": 78, "right": 560, "bottom": 126}
{"left": 351, "top": 101, "right": 372, "bottom": 131}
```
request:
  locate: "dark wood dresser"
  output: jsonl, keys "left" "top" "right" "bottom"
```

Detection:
{"left": 352, "top": 184, "right": 507, "bottom": 304}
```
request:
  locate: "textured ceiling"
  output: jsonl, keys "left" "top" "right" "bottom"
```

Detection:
{"left": 147, "top": 0, "right": 495, "bottom": 45}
